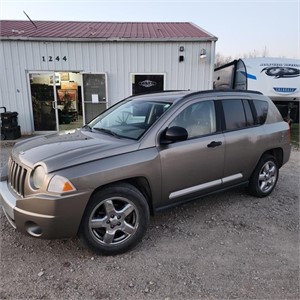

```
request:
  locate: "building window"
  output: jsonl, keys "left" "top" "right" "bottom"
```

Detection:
{"left": 131, "top": 74, "right": 165, "bottom": 95}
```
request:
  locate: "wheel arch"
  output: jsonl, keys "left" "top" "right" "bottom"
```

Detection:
{"left": 249, "top": 147, "right": 283, "bottom": 182}
{"left": 261, "top": 148, "right": 284, "bottom": 168}
{"left": 89, "top": 177, "right": 154, "bottom": 215}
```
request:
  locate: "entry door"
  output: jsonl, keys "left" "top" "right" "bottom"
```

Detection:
{"left": 82, "top": 73, "right": 107, "bottom": 124}
{"left": 29, "top": 72, "right": 58, "bottom": 132}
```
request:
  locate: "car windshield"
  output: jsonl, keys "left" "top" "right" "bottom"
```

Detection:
{"left": 87, "top": 99, "right": 172, "bottom": 140}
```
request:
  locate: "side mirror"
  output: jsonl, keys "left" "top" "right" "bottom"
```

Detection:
{"left": 161, "top": 126, "right": 188, "bottom": 144}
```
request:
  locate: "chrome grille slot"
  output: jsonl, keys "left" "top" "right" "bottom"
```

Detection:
{"left": 11, "top": 160, "right": 17, "bottom": 188}
{"left": 8, "top": 158, "right": 27, "bottom": 197}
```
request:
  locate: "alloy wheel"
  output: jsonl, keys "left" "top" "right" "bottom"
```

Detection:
{"left": 88, "top": 197, "right": 139, "bottom": 245}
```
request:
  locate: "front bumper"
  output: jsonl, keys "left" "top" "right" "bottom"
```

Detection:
{"left": 0, "top": 180, "right": 91, "bottom": 239}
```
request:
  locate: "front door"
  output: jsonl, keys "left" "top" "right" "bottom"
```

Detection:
{"left": 29, "top": 72, "right": 58, "bottom": 132}
{"left": 82, "top": 73, "right": 107, "bottom": 124}
{"left": 29, "top": 71, "right": 83, "bottom": 133}
{"left": 159, "top": 100, "right": 225, "bottom": 207}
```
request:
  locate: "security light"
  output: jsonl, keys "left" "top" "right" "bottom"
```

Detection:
{"left": 200, "top": 49, "right": 207, "bottom": 59}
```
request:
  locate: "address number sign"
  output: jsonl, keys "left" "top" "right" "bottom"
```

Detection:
{"left": 42, "top": 56, "right": 67, "bottom": 62}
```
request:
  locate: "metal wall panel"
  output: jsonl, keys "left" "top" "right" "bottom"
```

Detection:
{"left": 0, "top": 40, "right": 215, "bottom": 134}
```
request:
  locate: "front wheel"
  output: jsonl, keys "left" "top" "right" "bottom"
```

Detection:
{"left": 79, "top": 183, "right": 150, "bottom": 255}
{"left": 248, "top": 155, "right": 279, "bottom": 197}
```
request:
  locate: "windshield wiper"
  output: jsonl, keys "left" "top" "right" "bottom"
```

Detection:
{"left": 82, "top": 124, "right": 92, "bottom": 131}
{"left": 93, "top": 127, "right": 120, "bottom": 138}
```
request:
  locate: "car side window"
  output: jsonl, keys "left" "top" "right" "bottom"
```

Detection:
{"left": 222, "top": 99, "right": 247, "bottom": 130}
{"left": 253, "top": 100, "right": 268, "bottom": 125}
{"left": 169, "top": 100, "right": 216, "bottom": 138}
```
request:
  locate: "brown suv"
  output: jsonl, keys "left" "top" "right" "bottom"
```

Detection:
{"left": 0, "top": 90, "right": 291, "bottom": 255}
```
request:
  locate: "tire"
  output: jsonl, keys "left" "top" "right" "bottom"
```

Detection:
{"left": 78, "top": 183, "right": 150, "bottom": 255}
{"left": 248, "top": 155, "right": 279, "bottom": 197}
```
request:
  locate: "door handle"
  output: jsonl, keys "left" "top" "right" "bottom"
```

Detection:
{"left": 207, "top": 141, "right": 222, "bottom": 148}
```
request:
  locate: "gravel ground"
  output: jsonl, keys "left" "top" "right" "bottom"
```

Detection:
{"left": 0, "top": 141, "right": 299, "bottom": 300}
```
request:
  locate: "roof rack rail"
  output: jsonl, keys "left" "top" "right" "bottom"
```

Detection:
{"left": 128, "top": 89, "right": 263, "bottom": 100}
{"left": 210, "top": 89, "right": 263, "bottom": 95}
{"left": 132, "top": 90, "right": 189, "bottom": 97}
{"left": 177, "top": 89, "right": 263, "bottom": 100}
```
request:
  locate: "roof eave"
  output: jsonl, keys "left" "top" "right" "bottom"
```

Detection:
{"left": 0, "top": 36, "right": 218, "bottom": 42}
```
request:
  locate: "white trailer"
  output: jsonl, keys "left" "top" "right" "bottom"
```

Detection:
{"left": 214, "top": 57, "right": 300, "bottom": 122}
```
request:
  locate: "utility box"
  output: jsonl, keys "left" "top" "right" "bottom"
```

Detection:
{"left": 1, "top": 107, "right": 21, "bottom": 140}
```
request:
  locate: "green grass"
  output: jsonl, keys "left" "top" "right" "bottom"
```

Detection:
{"left": 291, "top": 123, "right": 299, "bottom": 147}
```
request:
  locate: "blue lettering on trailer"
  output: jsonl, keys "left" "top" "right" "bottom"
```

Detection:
{"left": 273, "top": 87, "right": 297, "bottom": 93}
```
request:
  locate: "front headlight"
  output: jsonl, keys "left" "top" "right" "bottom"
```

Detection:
{"left": 31, "top": 165, "right": 46, "bottom": 189}
{"left": 48, "top": 175, "right": 76, "bottom": 193}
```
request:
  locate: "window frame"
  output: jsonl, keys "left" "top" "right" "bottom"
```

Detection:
{"left": 242, "top": 99, "right": 255, "bottom": 127}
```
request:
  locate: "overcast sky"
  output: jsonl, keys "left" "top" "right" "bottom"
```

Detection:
{"left": 1, "top": 0, "right": 299, "bottom": 59}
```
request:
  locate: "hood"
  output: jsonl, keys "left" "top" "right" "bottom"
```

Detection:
{"left": 12, "top": 129, "right": 139, "bottom": 172}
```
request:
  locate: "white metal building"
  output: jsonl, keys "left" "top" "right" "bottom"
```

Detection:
{"left": 0, "top": 21, "right": 217, "bottom": 135}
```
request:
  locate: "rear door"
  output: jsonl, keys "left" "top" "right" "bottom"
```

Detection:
{"left": 220, "top": 97, "right": 265, "bottom": 184}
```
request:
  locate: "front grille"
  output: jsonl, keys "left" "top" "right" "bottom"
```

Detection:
{"left": 8, "top": 157, "right": 27, "bottom": 197}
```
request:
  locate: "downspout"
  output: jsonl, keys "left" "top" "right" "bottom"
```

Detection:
{"left": 208, "top": 40, "right": 216, "bottom": 89}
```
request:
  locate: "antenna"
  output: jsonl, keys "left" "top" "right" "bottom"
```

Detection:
{"left": 23, "top": 11, "right": 38, "bottom": 29}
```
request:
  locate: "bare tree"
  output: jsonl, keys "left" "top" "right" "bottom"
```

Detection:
{"left": 214, "top": 53, "right": 234, "bottom": 68}
{"left": 242, "top": 47, "right": 269, "bottom": 58}
{"left": 215, "top": 47, "right": 270, "bottom": 68}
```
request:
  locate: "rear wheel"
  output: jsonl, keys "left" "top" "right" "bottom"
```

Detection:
{"left": 79, "top": 183, "right": 150, "bottom": 255}
{"left": 248, "top": 155, "right": 279, "bottom": 197}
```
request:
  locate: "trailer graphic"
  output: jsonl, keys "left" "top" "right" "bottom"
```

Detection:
{"left": 261, "top": 66, "right": 300, "bottom": 79}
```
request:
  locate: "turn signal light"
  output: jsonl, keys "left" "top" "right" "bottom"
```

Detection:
{"left": 48, "top": 175, "right": 76, "bottom": 193}
{"left": 63, "top": 181, "right": 75, "bottom": 192}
